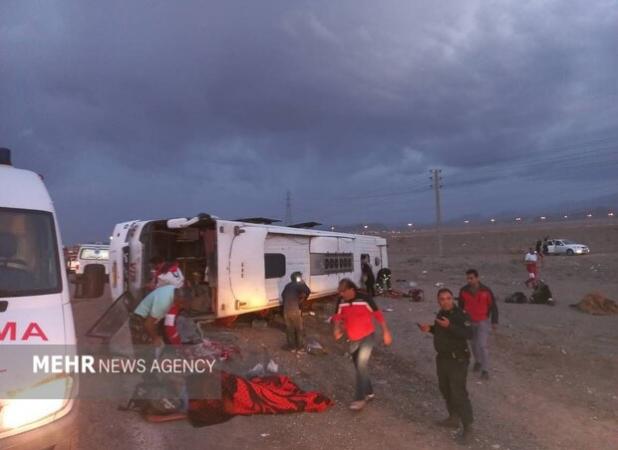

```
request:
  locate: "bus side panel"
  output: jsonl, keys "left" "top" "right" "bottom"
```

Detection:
{"left": 215, "top": 221, "right": 268, "bottom": 317}
{"left": 357, "top": 237, "right": 385, "bottom": 274}
{"left": 109, "top": 221, "right": 135, "bottom": 300}
{"left": 264, "top": 233, "right": 310, "bottom": 302}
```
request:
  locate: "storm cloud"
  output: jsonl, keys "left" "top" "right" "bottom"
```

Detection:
{"left": 1, "top": 0, "right": 617, "bottom": 242}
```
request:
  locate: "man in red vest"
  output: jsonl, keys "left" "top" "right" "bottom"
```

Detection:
{"left": 458, "top": 269, "right": 498, "bottom": 380}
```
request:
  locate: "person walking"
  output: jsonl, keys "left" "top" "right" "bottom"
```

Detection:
{"left": 332, "top": 278, "right": 392, "bottom": 411}
{"left": 418, "top": 288, "right": 474, "bottom": 444}
{"left": 458, "top": 269, "right": 498, "bottom": 380}
{"left": 280, "top": 272, "right": 311, "bottom": 352}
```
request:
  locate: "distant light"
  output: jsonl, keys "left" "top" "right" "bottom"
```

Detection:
{"left": 540, "top": 216, "right": 547, "bottom": 220}
{"left": 586, "top": 213, "right": 593, "bottom": 218}
{"left": 490, "top": 218, "right": 496, "bottom": 223}
{"left": 515, "top": 217, "right": 522, "bottom": 222}
{"left": 109, "top": 236, "right": 114, "bottom": 241}
{"left": 608, "top": 212, "right": 614, "bottom": 217}
{"left": 407, "top": 223, "right": 413, "bottom": 227}
{"left": 464, "top": 220, "right": 470, "bottom": 224}
{"left": 563, "top": 215, "right": 568, "bottom": 219}
{"left": 363, "top": 225, "right": 368, "bottom": 229}
{"left": 330, "top": 226, "right": 335, "bottom": 231}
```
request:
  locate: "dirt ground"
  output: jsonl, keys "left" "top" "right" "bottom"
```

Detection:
{"left": 71, "top": 221, "right": 618, "bottom": 450}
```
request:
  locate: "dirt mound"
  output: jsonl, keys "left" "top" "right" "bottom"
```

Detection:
{"left": 570, "top": 292, "right": 618, "bottom": 315}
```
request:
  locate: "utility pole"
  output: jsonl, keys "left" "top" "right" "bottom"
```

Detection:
{"left": 285, "top": 190, "right": 293, "bottom": 225}
{"left": 430, "top": 169, "right": 443, "bottom": 257}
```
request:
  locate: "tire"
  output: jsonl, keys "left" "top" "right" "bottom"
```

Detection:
{"left": 83, "top": 265, "right": 106, "bottom": 298}
{"left": 566, "top": 249, "right": 574, "bottom": 256}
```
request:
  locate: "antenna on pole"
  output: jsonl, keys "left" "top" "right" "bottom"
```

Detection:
{"left": 430, "top": 169, "right": 443, "bottom": 257}
{"left": 285, "top": 190, "right": 293, "bottom": 225}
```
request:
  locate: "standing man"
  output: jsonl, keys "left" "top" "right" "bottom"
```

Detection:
{"left": 332, "top": 278, "right": 392, "bottom": 411}
{"left": 418, "top": 288, "right": 474, "bottom": 444}
{"left": 361, "top": 256, "right": 376, "bottom": 297}
{"left": 280, "top": 272, "right": 311, "bottom": 352}
{"left": 458, "top": 269, "right": 498, "bottom": 380}
{"left": 524, "top": 248, "right": 539, "bottom": 288}
{"left": 542, "top": 236, "right": 550, "bottom": 255}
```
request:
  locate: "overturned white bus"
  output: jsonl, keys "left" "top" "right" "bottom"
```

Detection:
{"left": 109, "top": 214, "right": 388, "bottom": 319}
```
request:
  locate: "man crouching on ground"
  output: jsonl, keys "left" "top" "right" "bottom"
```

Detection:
{"left": 418, "top": 288, "right": 475, "bottom": 445}
{"left": 332, "top": 278, "right": 392, "bottom": 411}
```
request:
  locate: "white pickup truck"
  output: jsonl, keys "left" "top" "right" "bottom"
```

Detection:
{"left": 74, "top": 244, "right": 109, "bottom": 298}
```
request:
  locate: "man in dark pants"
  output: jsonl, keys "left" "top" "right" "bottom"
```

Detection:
{"left": 333, "top": 278, "right": 392, "bottom": 411}
{"left": 280, "top": 272, "right": 311, "bottom": 352}
{"left": 361, "top": 256, "right": 376, "bottom": 297}
{"left": 458, "top": 269, "right": 498, "bottom": 380}
{"left": 419, "top": 288, "right": 474, "bottom": 445}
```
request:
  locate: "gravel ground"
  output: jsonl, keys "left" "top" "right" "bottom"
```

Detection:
{"left": 70, "top": 222, "right": 618, "bottom": 450}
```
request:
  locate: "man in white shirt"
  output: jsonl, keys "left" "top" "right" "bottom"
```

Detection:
{"left": 524, "top": 248, "right": 538, "bottom": 288}
{"left": 131, "top": 285, "right": 191, "bottom": 347}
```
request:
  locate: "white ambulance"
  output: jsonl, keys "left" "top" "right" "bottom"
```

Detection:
{"left": 0, "top": 149, "right": 77, "bottom": 449}
{"left": 109, "top": 215, "right": 388, "bottom": 318}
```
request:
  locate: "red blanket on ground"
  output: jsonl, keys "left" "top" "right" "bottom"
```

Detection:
{"left": 188, "top": 372, "right": 331, "bottom": 426}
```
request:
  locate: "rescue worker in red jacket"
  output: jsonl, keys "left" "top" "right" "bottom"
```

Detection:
{"left": 458, "top": 269, "right": 498, "bottom": 380}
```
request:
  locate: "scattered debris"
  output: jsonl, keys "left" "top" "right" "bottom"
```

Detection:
{"left": 261, "top": 433, "right": 270, "bottom": 438}
{"left": 434, "top": 282, "right": 445, "bottom": 288}
{"left": 252, "top": 319, "right": 269, "bottom": 328}
{"left": 408, "top": 289, "right": 424, "bottom": 302}
{"left": 570, "top": 292, "right": 618, "bottom": 315}
{"left": 267, "top": 359, "right": 279, "bottom": 373}
{"left": 505, "top": 292, "right": 528, "bottom": 304}
{"left": 306, "top": 337, "right": 327, "bottom": 355}
{"left": 247, "top": 363, "right": 265, "bottom": 378}
{"left": 384, "top": 307, "right": 395, "bottom": 312}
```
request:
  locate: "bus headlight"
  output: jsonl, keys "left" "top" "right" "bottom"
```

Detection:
{"left": 0, "top": 377, "right": 73, "bottom": 431}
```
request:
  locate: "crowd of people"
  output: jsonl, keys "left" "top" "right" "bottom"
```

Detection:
{"left": 128, "top": 254, "right": 503, "bottom": 445}
{"left": 276, "top": 263, "right": 498, "bottom": 445}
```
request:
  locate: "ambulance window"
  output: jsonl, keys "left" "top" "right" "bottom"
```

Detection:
{"left": 264, "top": 253, "right": 286, "bottom": 279}
{"left": 0, "top": 208, "right": 62, "bottom": 297}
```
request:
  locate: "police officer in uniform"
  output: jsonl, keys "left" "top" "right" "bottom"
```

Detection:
{"left": 419, "top": 287, "right": 474, "bottom": 444}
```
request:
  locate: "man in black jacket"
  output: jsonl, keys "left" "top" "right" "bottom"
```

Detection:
{"left": 419, "top": 288, "right": 474, "bottom": 445}
{"left": 361, "top": 256, "right": 376, "bottom": 297}
{"left": 281, "top": 272, "right": 311, "bottom": 352}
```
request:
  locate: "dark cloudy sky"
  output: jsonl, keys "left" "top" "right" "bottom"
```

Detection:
{"left": 1, "top": 1, "right": 617, "bottom": 243}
